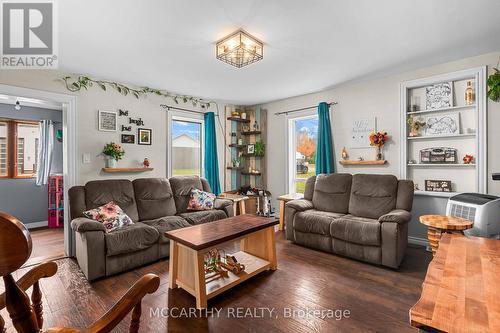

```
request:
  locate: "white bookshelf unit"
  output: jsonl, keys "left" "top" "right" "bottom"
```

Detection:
{"left": 400, "top": 67, "right": 487, "bottom": 197}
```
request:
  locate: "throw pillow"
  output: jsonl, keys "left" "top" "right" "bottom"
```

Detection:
{"left": 83, "top": 201, "right": 133, "bottom": 233}
{"left": 187, "top": 189, "right": 216, "bottom": 211}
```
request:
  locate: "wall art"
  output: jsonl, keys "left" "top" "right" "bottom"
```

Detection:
{"left": 138, "top": 128, "right": 152, "bottom": 145}
{"left": 121, "top": 125, "right": 132, "bottom": 132}
{"left": 425, "top": 82, "right": 453, "bottom": 110}
{"left": 119, "top": 109, "right": 129, "bottom": 116}
{"left": 121, "top": 134, "right": 135, "bottom": 144}
{"left": 424, "top": 113, "right": 460, "bottom": 136}
{"left": 98, "top": 110, "right": 117, "bottom": 132}
{"left": 129, "top": 117, "right": 144, "bottom": 126}
{"left": 350, "top": 117, "right": 376, "bottom": 148}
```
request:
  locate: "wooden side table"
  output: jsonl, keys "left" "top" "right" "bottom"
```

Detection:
{"left": 277, "top": 193, "right": 304, "bottom": 231}
{"left": 419, "top": 215, "right": 473, "bottom": 255}
{"left": 218, "top": 193, "right": 249, "bottom": 215}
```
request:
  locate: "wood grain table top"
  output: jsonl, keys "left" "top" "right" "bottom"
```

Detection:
{"left": 419, "top": 214, "right": 473, "bottom": 230}
{"left": 277, "top": 193, "right": 304, "bottom": 202}
{"left": 410, "top": 234, "right": 500, "bottom": 333}
{"left": 165, "top": 214, "right": 278, "bottom": 251}
{"left": 218, "top": 193, "right": 250, "bottom": 202}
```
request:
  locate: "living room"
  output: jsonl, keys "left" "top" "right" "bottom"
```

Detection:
{"left": 0, "top": 1, "right": 499, "bottom": 332}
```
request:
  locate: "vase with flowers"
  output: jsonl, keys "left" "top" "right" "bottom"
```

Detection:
{"left": 103, "top": 142, "right": 125, "bottom": 168}
{"left": 369, "top": 131, "right": 389, "bottom": 160}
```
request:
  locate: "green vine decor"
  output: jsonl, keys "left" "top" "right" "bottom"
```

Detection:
{"left": 61, "top": 75, "right": 214, "bottom": 108}
{"left": 488, "top": 68, "right": 500, "bottom": 102}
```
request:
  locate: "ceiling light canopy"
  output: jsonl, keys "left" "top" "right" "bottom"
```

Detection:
{"left": 216, "top": 29, "right": 263, "bottom": 68}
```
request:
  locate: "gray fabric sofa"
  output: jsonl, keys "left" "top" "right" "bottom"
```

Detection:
{"left": 285, "top": 173, "right": 414, "bottom": 268}
{"left": 69, "top": 175, "right": 233, "bottom": 280}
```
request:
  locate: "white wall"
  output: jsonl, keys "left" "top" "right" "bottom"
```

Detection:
{"left": 0, "top": 70, "right": 227, "bottom": 187}
{"left": 261, "top": 51, "right": 500, "bottom": 241}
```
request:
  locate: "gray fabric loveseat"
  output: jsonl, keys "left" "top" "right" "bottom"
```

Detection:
{"left": 69, "top": 175, "right": 233, "bottom": 280}
{"left": 285, "top": 173, "right": 414, "bottom": 268}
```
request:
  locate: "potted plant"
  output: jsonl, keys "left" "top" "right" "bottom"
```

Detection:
{"left": 488, "top": 67, "right": 500, "bottom": 102}
{"left": 407, "top": 116, "right": 426, "bottom": 137}
{"left": 369, "top": 131, "right": 389, "bottom": 160}
{"left": 103, "top": 142, "right": 125, "bottom": 168}
{"left": 254, "top": 141, "right": 265, "bottom": 157}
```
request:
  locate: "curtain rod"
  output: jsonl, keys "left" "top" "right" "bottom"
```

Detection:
{"left": 274, "top": 102, "right": 338, "bottom": 116}
{"left": 160, "top": 104, "right": 219, "bottom": 116}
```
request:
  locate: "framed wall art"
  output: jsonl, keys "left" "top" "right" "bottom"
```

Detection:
{"left": 424, "top": 113, "right": 460, "bottom": 136}
{"left": 138, "top": 128, "right": 152, "bottom": 145}
{"left": 425, "top": 82, "right": 453, "bottom": 110}
{"left": 121, "top": 134, "right": 135, "bottom": 144}
{"left": 98, "top": 110, "right": 117, "bottom": 131}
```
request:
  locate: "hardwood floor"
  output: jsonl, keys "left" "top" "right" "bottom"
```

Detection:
{"left": 1, "top": 231, "right": 431, "bottom": 332}
{"left": 25, "top": 227, "right": 65, "bottom": 267}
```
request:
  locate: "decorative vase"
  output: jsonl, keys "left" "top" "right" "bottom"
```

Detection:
{"left": 106, "top": 157, "right": 117, "bottom": 168}
{"left": 376, "top": 146, "right": 383, "bottom": 161}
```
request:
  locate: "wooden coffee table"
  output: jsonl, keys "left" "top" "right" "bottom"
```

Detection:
{"left": 419, "top": 215, "right": 473, "bottom": 255}
{"left": 165, "top": 214, "right": 278, "bottom": 309}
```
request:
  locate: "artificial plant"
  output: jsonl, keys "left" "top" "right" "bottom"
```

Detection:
{"left": 254, "top": 141, "right": 265, "bottom": 156}
{"left": 488, "top": 68, "right": 500, "bottom": 102}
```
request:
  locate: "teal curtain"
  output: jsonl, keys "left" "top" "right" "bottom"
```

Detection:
{"left": 315, "top": 102, "right": 335, "bottom": 175}
{"left": 204, "top": 112, "right": 221, "bottom": 195}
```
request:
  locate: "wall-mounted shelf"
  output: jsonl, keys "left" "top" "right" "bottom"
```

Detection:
{"left": 242, "top": 153, "right": 263, "bottom": 158}
{"left": 241, "top": 131, "right": 261, "bottom": 135}
{"left": 407, "top": 133, "right": 475, "bottom": 140}
{"left": 407, "top": 104, "right": 476, "bottom": 115}
{"left": 340, "top": 160, "right": 387, "bottom": 165}
{"left": 414, "top": 190, "right": 456, "bottom": 198}
{"left": 407, "top": 163, "right": 475, "bottom": 168}
{"left": 102, "top": 168, "right": 154, "bottom": 173}
{"left": 228, "top": 144, "right": 246, "bottom": 148}
{"left": 226, "top": 117, "right": 250, "bottom": 123}
{"left": 227, "top": 166, "right": 243, "bottom": 170}
{"left": 241, "top": 172, "right": 261, "bottom": 176}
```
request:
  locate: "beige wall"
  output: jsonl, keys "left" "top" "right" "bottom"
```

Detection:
{"left": 0, "top": 70, "right": 227, "bottom": 186}
{"left": 262, "top": 51, "right": 500, "bottom": 198}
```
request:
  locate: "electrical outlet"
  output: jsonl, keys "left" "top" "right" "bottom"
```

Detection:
{"left": 82, "top": 153, "right": 91, "bottom": 164}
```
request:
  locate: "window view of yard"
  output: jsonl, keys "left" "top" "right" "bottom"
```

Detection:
{"left": 171, "top": 120, "right": 202, "bottom": 176}
{"left": 293, "top": 117, "right": 318, "bottom": 193}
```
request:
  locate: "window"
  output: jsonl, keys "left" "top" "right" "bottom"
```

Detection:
{"left": 170, "top": 118, "right": 203, "bottom": 177}
{"left": 288, "top": 115, "right": 319, "bottom": 193}
{"left": 0, "top": 120, "right": 40, "bottom": 178}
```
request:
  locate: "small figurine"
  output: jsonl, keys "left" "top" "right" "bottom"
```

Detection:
{"left": 143, "top": 158, "right": 150, "bottom": 168}
{"left": 414, "top": 183, "right": 420, "bottom": 191}
{"left": 408, "top": 159, "right": 416, "bottom": 164}
{"left": 463, "top": 154, "right": 474, "bottom": 164}
{"left": 358, "top": 157, "right": 364, "bottom": 161}
{"left": 341, "top": 147, "right": 348, "bottom": 160}
{"left": 253, "top": 121, "right": 259, "bottom": 131}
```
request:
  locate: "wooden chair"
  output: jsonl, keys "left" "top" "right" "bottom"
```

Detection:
{"left": 0, "top": 211, "right": 160, "bottom": 333}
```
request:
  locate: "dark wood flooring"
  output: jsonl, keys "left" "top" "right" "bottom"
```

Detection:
{"left": 24, "top": 227, "right": 65, "bottom": 267}
{"left": 1, "top": 231, "right": 431, "bottom": 333}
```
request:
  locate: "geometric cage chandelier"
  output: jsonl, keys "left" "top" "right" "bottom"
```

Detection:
{"left": 216, "top": 29, "right": 263, "bottom": 68}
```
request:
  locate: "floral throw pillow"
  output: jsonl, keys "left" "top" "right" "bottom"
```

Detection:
{"left": 83, "top": 201, "right": 134, "bottom": 233}
{"left": 187, "top": 189, "right": 216, "bottom": 211}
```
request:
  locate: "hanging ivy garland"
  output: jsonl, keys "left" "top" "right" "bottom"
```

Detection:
{"left": 61, "top": 75, "right": 214, "bottom": 108}
{"left": 487, "top": 57, "right": 500, "bottom": 102}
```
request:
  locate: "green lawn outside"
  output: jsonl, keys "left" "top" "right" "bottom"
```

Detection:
{"left": 172, "top": 169, "right": 201, "bottom": 176}
{"left": 295, "top": 164, "right": 315, "bottom": 193}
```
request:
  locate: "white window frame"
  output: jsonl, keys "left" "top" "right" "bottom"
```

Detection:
{"left": 286, "top": 112, "right": 318, "bottom": 194}
{"left": 167, "top": 111, "right": 204, "bottom": 178}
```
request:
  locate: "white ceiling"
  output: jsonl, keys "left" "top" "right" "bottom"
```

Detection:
{"left": 59, "top": 0, "right": 500, "bottom": 105}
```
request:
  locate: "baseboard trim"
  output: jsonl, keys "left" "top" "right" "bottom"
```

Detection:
{"left": 408, "top": 236, "right": 428, "bottom": 247}
{"left": 26, "top": 221, "right": 49, "bottom": 229}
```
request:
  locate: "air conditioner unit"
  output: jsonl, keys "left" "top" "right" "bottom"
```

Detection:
{"left": 446, "top": 193, "right": 500, "bottom": 238}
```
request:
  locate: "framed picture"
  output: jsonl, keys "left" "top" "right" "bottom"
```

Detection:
{"left": 247, "top": 144, "right": 255, "bottom": 154}
{"left": 424, "top": 113, "right": 460, "bottom": 136}
{"left": 98, "top": 110, "right": 117, "bottom": 131}
{"left": 121, "top": 134, "right": 135, "bottom": 144}
{"left": 426, "top": 82, "right": 453, "bottom": 110}
{"left": 138, "top": 128, "right": 152, "bottom": 145}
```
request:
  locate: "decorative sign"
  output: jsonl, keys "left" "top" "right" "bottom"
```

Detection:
{"left": 426, "top": 82, "right": 453, "bottom": 110}
{"left": 121, "top": 125, "right": 132, "bottom": 132}
{"left": 119, "top": 109, "right": 129, "bottom": 116}
{"left": 425, "top": 180, "right": 452, "bottom": 192}
{"left": 129, "top": 117, "right": 144, "bottom": 126}
{"left": 98, "top": 110, "right": 117, "bottom": 132}
{"left": 425, "top": 113, "right": 460, "bottom": 136}
{"left": 350, "top": 117, "right": 376, "bottom": 148}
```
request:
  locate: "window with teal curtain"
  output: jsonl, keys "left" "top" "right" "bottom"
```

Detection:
{"left": 204, "top": 112, "right": 221, "bottom": 195}
{"left": 315, "top": 102, "right": 334, "bottom": 174}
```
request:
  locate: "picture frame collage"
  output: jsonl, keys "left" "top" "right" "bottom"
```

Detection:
{"left": 98, "top": 109, "right": 152, "bottom": 145}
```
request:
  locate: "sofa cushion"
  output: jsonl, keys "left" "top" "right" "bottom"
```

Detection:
{"left": 83, "top": 201, "right": 134, "bottom": 233}
{"left": 141, "top": 216, "right": 192, "bottom": 244}
{"left": 179, "top": 210, "right": 227, "bottom": 225}
{"left": 169, "top": 176, "right": 204, "bottom": 214}
{"left": 348, "top": 174, "right": 398, "bottom": 219}
{"left": 85, "top": 180, "right": 139, "bottom": 222}
{"left": 188, "top": 189, "right": 216, "bottom": 211}
{"left": 105, "top": 222, "right": 159, "bottom": 256}
{"left": 133, "top": 178, "right": 177, "bottom": 220}
{"left": 294, "top": 209, "right": 344, "bottom": 236}
{"left": 330, "top": 214, "right": 380, "bottom": 246}
{"left": 312, "top": 173, "right": 352, "bottom": 213}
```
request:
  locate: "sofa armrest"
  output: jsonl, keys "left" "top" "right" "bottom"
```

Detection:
{"left": 214, "top": 198, "right": 234, "bottom": 217}
{"left": 379, "top": 209, "right": 411, "bottom": 225}
{"left": 71, "top": 217, "right": 106, "bottom": 233}
{"left": 285, "top": 199, "right": 314, "bottom": 212}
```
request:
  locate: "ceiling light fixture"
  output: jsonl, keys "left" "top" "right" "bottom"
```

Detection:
{"left": 14, "top": 101, "right": 21, "bottom": 111}
{"left": 216, "top": 29, "right": 263, "bottom": 68}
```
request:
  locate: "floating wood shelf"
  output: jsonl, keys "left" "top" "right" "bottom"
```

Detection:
{"left": 241, "top": 172, "right": 261, "bottom": 176}
{"left": 339, "top": 160, "right": 386, "bottom": 165}
{"left": 227, "top": 166, "right": 243, "bottom": 170}
{"left": 228, "top": 144, "right": 246, "bottom": 148}
{"left": 226, "top": 117, "right": 250, "bottom": 123}
{"left": 241, "top": 131, "right": 261, "bottom": 135}
{"left": 102, "top": 167, "right": 154, "bottom": 173}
